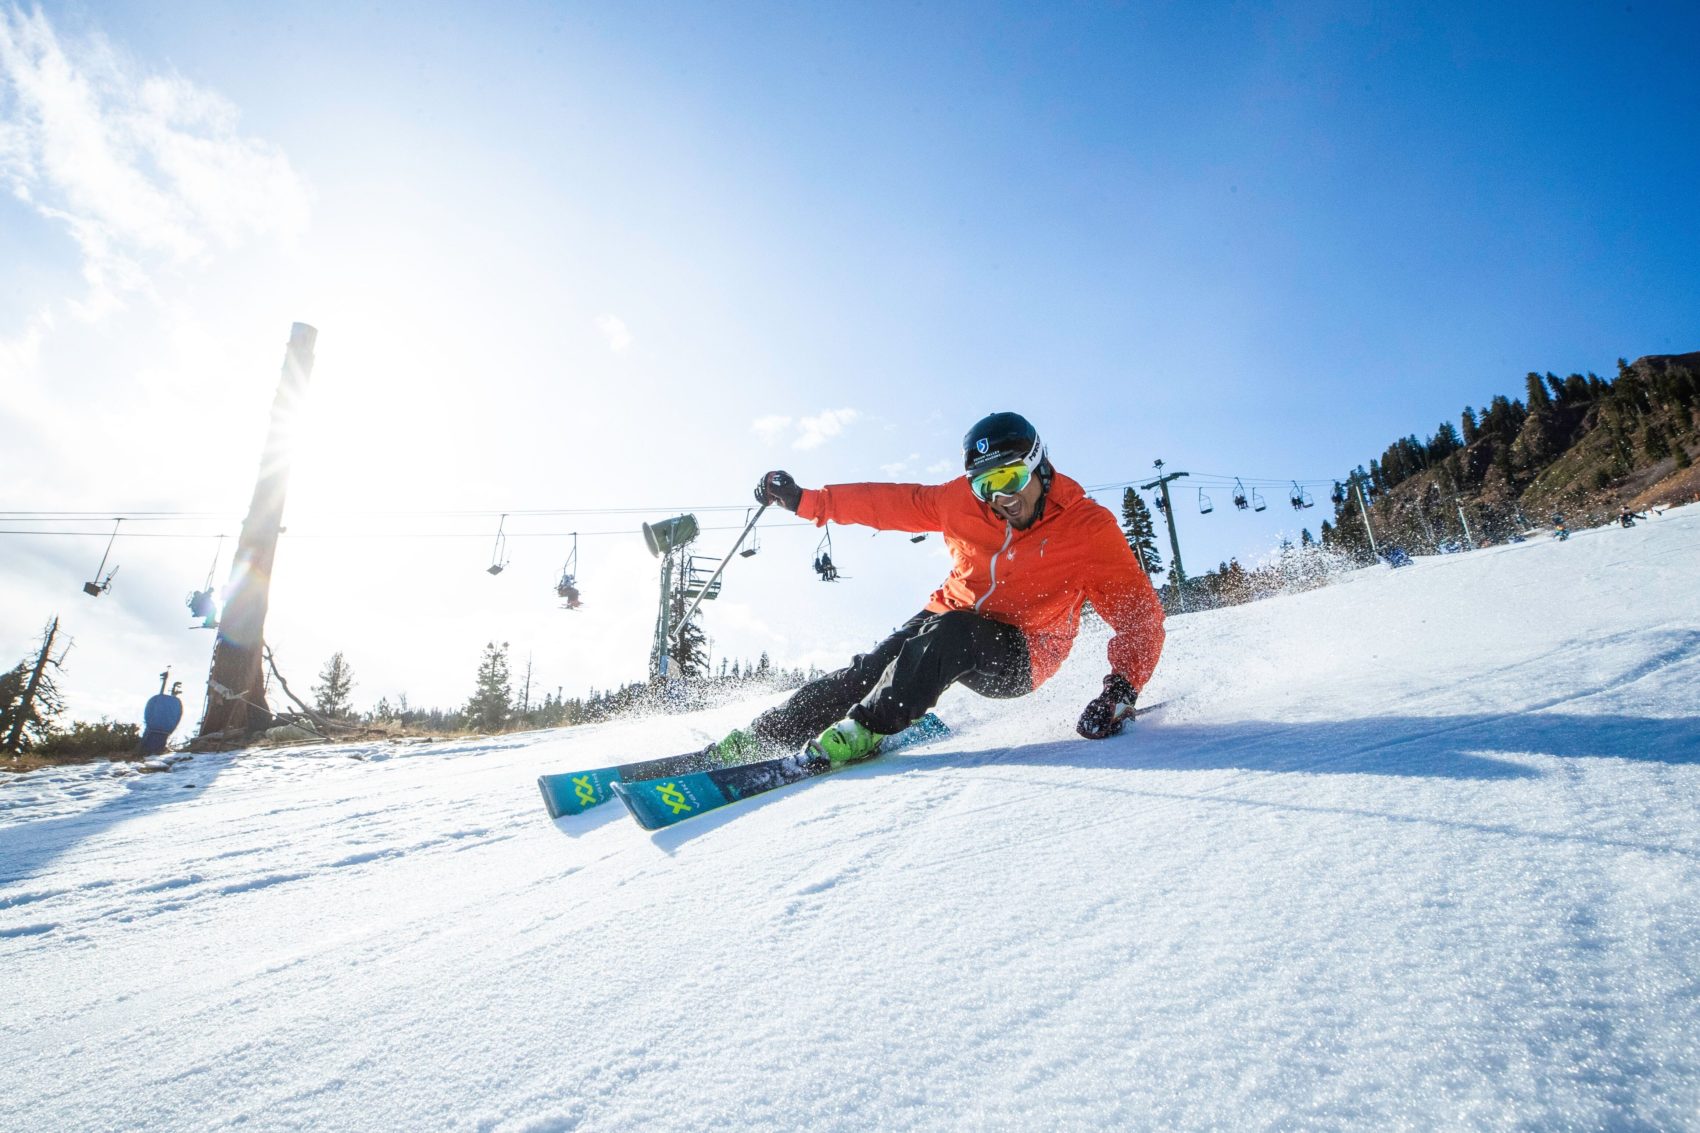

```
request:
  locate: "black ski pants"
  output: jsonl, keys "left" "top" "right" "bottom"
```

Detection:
{"left": 749, "top": 609, "right": 1032, "bottom": 751}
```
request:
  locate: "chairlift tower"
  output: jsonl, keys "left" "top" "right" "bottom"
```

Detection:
{"left": 1139, "top": 460, "right": 1191, "bottom": 612}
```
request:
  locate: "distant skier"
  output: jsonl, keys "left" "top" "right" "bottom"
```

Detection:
{"left": 1552, "top": 512, "right": 1570, "bottom": 541}
{"left": 709, "top": 412, "right": 1166, "bottom": 766}
{"left": 1619, "top": 506, "right": 1647, "bottom": 528}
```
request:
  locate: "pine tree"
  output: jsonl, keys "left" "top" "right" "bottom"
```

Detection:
{"left": 668, "top": 592, "right": 708, "bottom": 679}
{"left": 1642, "top": 422, "right": 1671, "bottom": 461}
{"left": 312, "top": 652, "right": 356, "bottom": 718}
{"left": 1525, "top": 372, "right": 1552, "bottom": 411}
{"left": 1119, "top": 488, "right": 1163, "bottom": 577}
{"left": 467, "top": 642, "right": 512, "bottom": 733}
{"left": 1429, "top": 421, "right": 1462, "bottom": 461}
{"left": 0, "top": 628, "right": 66, "bottom": 755}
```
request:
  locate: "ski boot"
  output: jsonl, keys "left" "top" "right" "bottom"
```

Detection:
{"left": 806, "top": 718, "right": 886, "bottom": 766}
{"left": 706, "top": 728, "right": 764, "bottom": 766}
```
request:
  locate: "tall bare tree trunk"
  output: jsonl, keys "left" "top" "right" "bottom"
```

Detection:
{"left": 195, "top": 324, "right": 318, "bottom": 746}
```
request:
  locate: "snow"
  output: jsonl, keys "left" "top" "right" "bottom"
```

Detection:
{"left": 4, "top": 507, "right": 1699, "bottom": 1131}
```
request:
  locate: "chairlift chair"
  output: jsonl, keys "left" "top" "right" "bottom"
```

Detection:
{"left": 1290, "top": 482, "right": 1315, "bottom": 510}
{"left": 487, "top": 514, "right": 509, "bottom": 575}
{"left": 555, "top": 532, "right": 583, "bottom": 609}
{"left": 738, "top": 509, "right": 762, "bottom": 558}
{"left": 1250, "top": 487, "right": 1267, "bottom": 513}
{"left": 813, "top": 529, "right": 840, "bottom": 582}
{"left": 186, "top": 534, "right": 225, "bottom": 627}
{"left": 1198, "top": 489, "right": 1215, "bottom": 515}
{"left": 1232, "top": 478, "right": 1251, "bottom": 511}
{"left": 83, "top": 518, "right": 122, "bottom": 597}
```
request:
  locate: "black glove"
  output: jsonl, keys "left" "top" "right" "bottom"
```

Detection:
{"left": 755, "top": 470, "right": 803, "bottom": 512}
{"left": 1077, "top": 673, "right": 1138, "bottom": 740}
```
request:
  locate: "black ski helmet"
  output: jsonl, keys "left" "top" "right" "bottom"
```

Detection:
{"left": 963, "top": 411, "right": 1047, "bottom": 477}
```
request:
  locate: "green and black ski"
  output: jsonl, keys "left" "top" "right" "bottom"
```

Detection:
{"left": 537, "top": 713, "right": 948, "bottom": 819}
{"left": 610, "top": 713, "right": 950, "bottom": 830}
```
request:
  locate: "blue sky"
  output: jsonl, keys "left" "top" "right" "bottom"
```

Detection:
{"left": 3, "top": 1, "right": 1696, "bottom": 723}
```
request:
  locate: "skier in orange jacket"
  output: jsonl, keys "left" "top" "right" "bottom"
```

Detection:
{"left": 716, "top": 412, "right": 1166, "bottom": 766}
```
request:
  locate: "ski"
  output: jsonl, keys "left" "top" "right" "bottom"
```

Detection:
{"left": 609, "top": 702, "right": 1170, "bottom": 830}
{"left": 537, "top": 745, "right": 742, "bottom": 819}
{"left": 536, "top": 712, "right": 949, "bottom": 819}
{"left": 611, "top": 713, "right": 950, "bottom": 831}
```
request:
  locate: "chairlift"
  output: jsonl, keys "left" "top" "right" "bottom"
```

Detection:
{"left": 1232, "top": 478, "right": 1251, "bottom": 511}
{"left": 738, "top": 509, "right": 762, "bottom": 558}
{"left": 555, "top": 532, "right": 583, "bottom": 609}
{"left": 1289, "top": 482, "right": 1315, "bottom": 510}
{"left": 1153, "top": 491, "right": 1168, "bottom": 514}
{"left": 813, "top": 529, "right": 840, "bottom": 582}
{"left": 487, "top": 514, "right": 509, "bottom": 575}
{"left": 1198, "top": 489, "right": 1215, "bottom": 515}
{"left": 83, "top": 518, "right": 122, "bottom": 597}
{"left": 1250, "top": 487, "right": 1268, "bottom": 513}
{"left": 186, "top": 534, "right": 225, "bottom": 627}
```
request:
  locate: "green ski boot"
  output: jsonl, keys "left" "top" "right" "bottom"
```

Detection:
{"left": 707, "top": 728, "right": 763, "bottom": 766}
{"left": 806, "top": 718, "right": 886, "bottom": 766}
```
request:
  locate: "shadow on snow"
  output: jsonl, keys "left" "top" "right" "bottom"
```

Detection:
{"left": 634, "top": 710, "right": 1700, "bottom": 851}
{"left": 0, "top": 758, "right": 236, "bottom": 885}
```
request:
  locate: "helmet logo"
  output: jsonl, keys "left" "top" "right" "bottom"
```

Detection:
{"left": 976, "top": 438, "right": 989, "bottom": 455}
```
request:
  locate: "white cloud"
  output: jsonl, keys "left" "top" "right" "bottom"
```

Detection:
{"left": 879, "top": 453, "right": 921, "bottom": 478}
{"left": 751, "top": 414, "right": 792, "bottom": 443}
{"left": 750, "top": 408, "right": 862, "bottom": 449}
{"left": 793, "top": 407, "right": 859, "bottom": 450}
{"left": 596, "top": 313, "right": 632, "bottom": 352}
{"left": 0, "top": 5, "right": 310, "bottom": 319}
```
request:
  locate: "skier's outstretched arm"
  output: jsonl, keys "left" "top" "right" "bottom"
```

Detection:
{"left": 1081, "top": 527, "right": 1166, "bottom": 716}
{"left": 795, "top": 481, "right": 950, "bottom": 534}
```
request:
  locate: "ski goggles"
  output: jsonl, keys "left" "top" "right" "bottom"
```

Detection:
{"left": 969, "top": 462, "right": 1033, "bottom": 502}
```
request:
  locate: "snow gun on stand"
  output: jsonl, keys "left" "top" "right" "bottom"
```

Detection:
{"left": 645, "top": 505, "right": 768, "bottom": 682}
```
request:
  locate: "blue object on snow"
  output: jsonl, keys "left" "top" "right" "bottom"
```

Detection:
{"left": 1384, "top": 547, "right": 1413, "bottom": 568}
{"left": 139, "top": 691, "right": 184, "bottom": 756}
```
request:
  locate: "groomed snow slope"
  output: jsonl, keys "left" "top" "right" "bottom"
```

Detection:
{"left": 4, "top": 507, "right": 1699, "bottom": 1132}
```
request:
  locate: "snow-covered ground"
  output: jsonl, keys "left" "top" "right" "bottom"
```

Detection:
{"left": 4, "top": 507, "right": 1699, "bottom": 1132}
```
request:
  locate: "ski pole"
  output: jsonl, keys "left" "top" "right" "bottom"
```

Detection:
{"left": 674, "top": 502, "right": 768, "bottom": 643}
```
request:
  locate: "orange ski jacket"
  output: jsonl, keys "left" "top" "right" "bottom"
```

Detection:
{"left": 796, "top": 472, "right": 1165, "bottom": 691}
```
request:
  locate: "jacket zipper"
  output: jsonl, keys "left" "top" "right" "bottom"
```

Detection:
{"left": 975, "top": 523, "right": 1015, "bottom": 611}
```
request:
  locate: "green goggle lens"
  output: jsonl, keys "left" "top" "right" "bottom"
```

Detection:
{"left": 970, "top": 463, "right": 1032, "bottom": 501}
